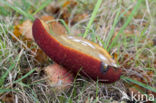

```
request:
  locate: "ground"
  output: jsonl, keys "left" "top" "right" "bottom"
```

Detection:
{"left": 0, "top": 0, "right": 156, "bottom": 103}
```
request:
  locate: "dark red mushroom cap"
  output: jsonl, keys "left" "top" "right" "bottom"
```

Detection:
{"left": 32, "top": 18, "right": 122, "bottom": 83}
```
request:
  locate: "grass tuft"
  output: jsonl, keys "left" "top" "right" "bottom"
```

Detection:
{"left": 108, "top": 0, "right": 142, "bottom": 51}
{"left": 0, "top": 0, "right": 155, "bottom": 102}
{"left": 83, "top": 0, "right": 102, "bottom": 38}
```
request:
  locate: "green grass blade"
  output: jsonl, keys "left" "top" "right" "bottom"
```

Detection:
{"left": 13, "top": 68, "right": 36, "bottom": 84}
{"left": 0, "top": 62, "right": 15, "bottom": 86}
{"left": 59, "top": 19, "right": 70, "bottom": 34}
{"left": 0, "top": 88, "right": 18, "bottom": 93}
{"left": 31, "top": 89, "right": 40, "bottom": 103}
{"left": 0, "top": 6, "right": 9, "bottom": 16}
{"left": 0, "top": 0, "right": 34, "bottom": 20}
{"left": 32, "top": 0, "right": 52, "bottom": 16}
{"left": 105, "top": 7, "right": 121, "bottom": 49}
{"left": 121, "top": 76, "right": 156, "bottom": 93}
{"left": 21, "top": 0, "right": 32, "bottom": 12}
{"left": 0, "top": 50, "right": 23, "bottom": 86}
{"left": 95, "top": 80, "right": 99, "bottom": 102}
{"left": 83, "top": 0, "right": 102, "bottom": 38}
{"left": 108, "top": 0, "right": 142, "bottom": 51}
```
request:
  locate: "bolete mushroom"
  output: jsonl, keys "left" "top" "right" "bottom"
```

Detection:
{"left": 32, "top": 18, "right": 122, "bottom": 83}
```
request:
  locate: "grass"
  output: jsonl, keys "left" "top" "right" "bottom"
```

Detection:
{"left": 0, "top": 0, "right": 156, "bottom": 102}
{"left": 83, "top": 0, "right": 102, "bottom": 38}
{"left": 121, "top": 76, "right": 156, "bottom": 93}
{"left": 107, "top": 0, "right": 142, "bottom": 51}
{"left": 1, "top": 0, "right": 34, "bottom": 20}
{"left": 32, "top": 0, "right": 52, "bottom": 16}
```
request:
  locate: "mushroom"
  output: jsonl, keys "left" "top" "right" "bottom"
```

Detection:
{"left": 32, "top": 18, "right": 122, "bottom": 83}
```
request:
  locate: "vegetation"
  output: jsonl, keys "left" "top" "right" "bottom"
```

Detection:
{"left": 0, "top": 0, "right": 156, "bottom": 102}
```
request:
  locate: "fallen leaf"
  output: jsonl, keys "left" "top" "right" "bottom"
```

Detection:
{"left": 60, "top": 9, "right": 71, "bottom": 24}
{"left": 153, "top": 38, "right": 156, "bottom": 46}
{"left": 19, "top": 20, "right": 33, "bottom": 40}
{"left": 13, "top": 20, "right": 49, "bottom": 65}
{"left": 62, "top": 1, "right": 71, "bottom": 8}
{"left": 40, "top": 15, "right": 55, "bottom": 21}
{"left": 13, "top": 16, "right": 68, "bottom": 65}
{"left": 62, "top": 0, "right": 77, "bottom": 8}
{"left": 45, "top": 1, "right": 60, "bottom": 15}
{"left": 71, "top": 13, "right": 88, "bottom": 25}
{"left": 13, "top": 24, "right": 22, "bottom": 40}
{"left": 61, "top": 0, "right": 77, "bottom": 24}
{"left": 1, "top": 93, "right": 14, "bottom": 103}
{"left": 13, "top": 20, "right": 33, "bottom": 41}
{"left": 31, "top": 48, "right": 49, "bottom": 65}
{"left": 45, "top": 0, "right": 79, "bottom": 24}
{"left": 113, "top": 53, "right": 118, "bottom": 63}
